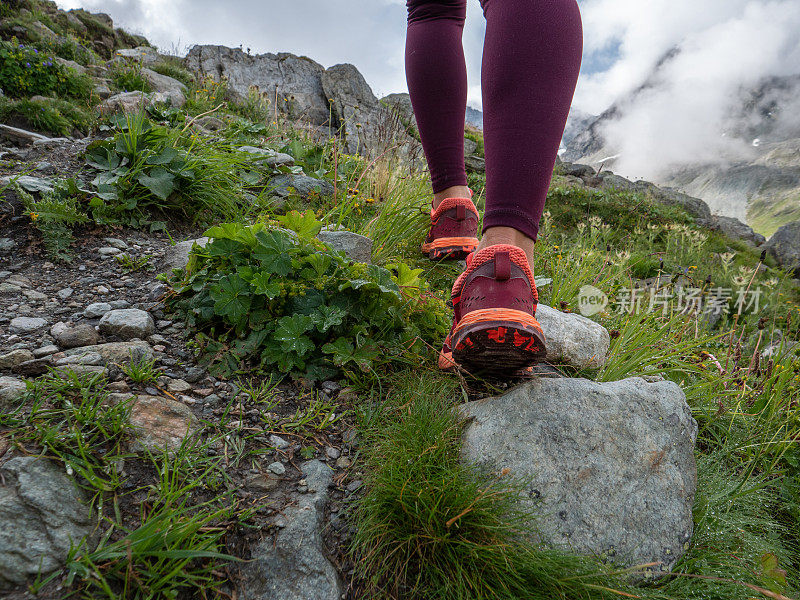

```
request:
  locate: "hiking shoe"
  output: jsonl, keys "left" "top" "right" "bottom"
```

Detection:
{"left": 439, "top": 244, "right": 546, "bottom": 374}
{"left": 420, "top": 194, "right": 479, "bottom": 260}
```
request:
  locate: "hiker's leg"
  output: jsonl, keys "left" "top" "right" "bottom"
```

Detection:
{"left": 405, "top": 0, "right": 470, "bottom": 208}
{"left": 478, "top": 0, "right": 583, "bottom": 263}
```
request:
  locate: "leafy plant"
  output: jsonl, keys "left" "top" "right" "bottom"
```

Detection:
{"left": 108, "top": 58, "right": 151, "bottom": 93}
{"left": 160, "top": 214, "right": 449, "bottom": 379}
{"left": 15, "top": 178, "right": 90, "bottom": 261}
{"left": 0, "top": 39, "right": 91, "bottom": 99}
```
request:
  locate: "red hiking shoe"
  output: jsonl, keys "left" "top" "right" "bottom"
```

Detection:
{"left": 421, "top": 192, "right": 479, "bottom": 260}
{"left": 439, "top": 244, "right": 546, "bottom": 374}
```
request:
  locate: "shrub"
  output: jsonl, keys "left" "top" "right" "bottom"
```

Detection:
{"left": 160, "top": 215, "right": 450, "bottom": 380}
{"left": 0, "top": 39, "right": 92, "bottom": 99}
{"left": 85, "top": 114, "right": 248, "bottom": 228}
{"left": 108, "top": 59, "right": 151, "bottom": 93}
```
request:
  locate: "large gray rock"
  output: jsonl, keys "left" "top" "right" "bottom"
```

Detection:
{"left": 162, "top": 237, "right": 210, "bottom": 271}
{"left": 268, "top": 173, "right": 334, "bottom": 200}
{"left": 0, "top": 349, "right": 35, "bottom": 369}
{"left": 185, "top": 45, "right": 330, "bottom": 125}
{"left": 0, "top": 457, "right": 96, "bottom": 588}
{"left": 0, "top": 376, "right": 27, "bottom": 409}
{"left": 461, "top": 377, "right": 697, "bottom": 577}
{"left": 240, "top": 460, "right": 341, "bottom": 600}
{"left": 98, "top": 309, "right": 155, "bottom": 340}
{"left": 318, "top": 229, "right": 373, "bottom": 264}
{"left": 237, "top": 146, "right": 295, "bottom": 167}
{"left": 637, "top": 182, "right": 713, "bottom": 223}
{"left": 536, "top": 304, "right": 610, "bottom": 369}
{"left": 114, "top": 46, "right": 160, "bottom": 66}
{"left": 141, "top": 68, "right": 187, "bottom": 108}
{"left": 712, "top": 215, "right": 766, "bottom": 247}
{"left": 381, "top": 92, "right": 417, "bottom": 134}
{"left": 321, "top": 63, "right": 380, "bottom": 154}
{"left": 62, "top": 340, "right": 154, "bottom": 365}
{"left": 9, "top": 316, "right": 48, "bottom": 334}
{"left": 764, "top": 220, "right": 800, "bottom": 274}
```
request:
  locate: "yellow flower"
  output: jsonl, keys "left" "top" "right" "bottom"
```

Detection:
{"left": 30, "top": 212, "right": 38, "bottom": 221}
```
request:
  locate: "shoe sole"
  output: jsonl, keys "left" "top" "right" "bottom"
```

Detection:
{"left": 451, "top": 308, "right": 546, "bottom": 375}
{"left": 421, "top": 237, "right": 478, "bottom": 260}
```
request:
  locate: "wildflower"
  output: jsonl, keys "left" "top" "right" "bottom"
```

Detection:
{"left": 616, "top": 250, "right": 631, "bottom": 262}
{"left": 732, "top": 276, "right": 747, "bottom": 286}
{"left": 30, "top": 212, "right": 39, "bottom": 221}
{"left": 25, "top": 62, "right": 31, "bottom": 68}
{"left": 365, "top": 197, "right": 375, "bottom": 203}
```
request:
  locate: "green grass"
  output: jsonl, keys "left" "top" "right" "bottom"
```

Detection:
{"left": 108, "top": 59, "right": 152, "bottom": 93}
{"left": 0, "top": 95, "right": 95, "bottom": 136}
{"left": 151, "top": 57, "right": 195, "bottom": 87}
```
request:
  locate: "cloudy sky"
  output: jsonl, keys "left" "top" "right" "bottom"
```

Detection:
{"left": 54, "top": 0, "right": 800, "bottom": 115}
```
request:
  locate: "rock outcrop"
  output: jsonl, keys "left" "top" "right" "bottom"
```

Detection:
{"left": 0, "top": 457, "right": 96, "bottom": 589}
{"left": 763, "top": 220, "right": 800, "bottom": 274}
{"left": 461, "top": 376, "right": 698, "bottom": 577}
{"left": 240, "top": 460, "right": 342, "bottom": 600}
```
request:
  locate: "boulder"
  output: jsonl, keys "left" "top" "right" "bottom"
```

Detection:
{"left": 711, "top": 216, "right": 766, "bottom": 247}
{"left": 162, "top": 237, "right": 210, "bottom": 271}
{"left": 98, "top": 309, "right": 154, "bottom": 340}
{"left": 140, "top": 68, "right": 186, "bottom": 108}
{"left": 460, "top": 377, "right": 697, "bottom": 577}
{"left": 268, "top": 173, "right": 334, "bottom": 200}
{"left": 62, "top": 340, "right": 153, "bottom": 365}
{"left": 240, "top": 460, "right": 341, "bottom": 600}
{"left": 0, "top": 457, "right": 96, "bottom": 589}
{"left": 238, "top": 146, "right": 295, "bottom": 167}
{"left": 318, "top": 229, "right": 373, "bottom": 264}
{"left": 50, "top": 321, "right": 100, "bottom": 348}
{"left": 99, "top": 90, "right": 183, "bottom": 114}
{"left": 113, "top": 46, "right": 160, "bottom": 66}
{"left": 763, "top": 220, "right": 800, "bottom": 274}
{"left": 0, "top": 124, "right": 52, "bottom": 147}
{"left": 536, "top": 304, "right": 610, "bottom": 369}
{"left": 380, "top": 92, "right": 417, "bottom": 134}
{"left": 560, "top": 162, "right": 596, "bottom": 177}
{"left": 185, "top": 45, "right": 331, "bottom": 125}
{"left": 635, "top": 182, "right": 713, "bottom": 223}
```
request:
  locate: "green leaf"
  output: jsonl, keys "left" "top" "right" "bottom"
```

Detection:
{"left": 253, "top": 229, "right": 295, "bottom": 276}
{"left": 138, "top": 168, "right": 176, "bottom": 200}
{"left": 145, "top": 146, "right": 180, "bottom": 165}
{"left": 313, "top": 305, "right": 347, "bottom": 333}
{"left": 276, "top": 210, "right": 323, "bottom": 240}
{"left": 322, "top": 337, "right": 378, "bottom": 371}
{"left": 209, "top": 274, "right": 252, "bottom": 323}
{"left": 251, "top": 272, "right": 281, "bottom": 299}
{"left": 274, "top": 314, "right": 315, "bottom": 356}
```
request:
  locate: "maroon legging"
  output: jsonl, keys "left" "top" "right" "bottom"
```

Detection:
{"left": 406, "top": 0, "right": 583, "bottom": 241}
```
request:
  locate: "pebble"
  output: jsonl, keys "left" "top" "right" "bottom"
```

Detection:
{"left": 56, "top": 287, "right": 73, "bottom": 299}
{"left": 102, "top": 238, "right": 129, "bottom": 250}
{"left": 84, "top": 302, "right": 112, "bottom": 318}
{"left": 32, "top": 344, "right": 59, "bottom": 358}
{"left": 98, "top": 308, "right": 154, "bottom": 340}
{"left": 98, "top": 247, "right": 122, "bottom": 256}
{"left": 269, "top": 434, "right": 290, "bottom": 450}
{"left": 335, "top": 457, "right": 352, "bottom": 469}
{"left": 268, "top": 461, "right": 286, "bottom": 475}
{"left": 346, "top": 480, "right": 363, "bottom": 492}
{"left": 325, "top": 447, "right": 341, "bottom": 460}
{"left": 0, "top": 349, "right": 35, "bottom": 369}
{"left": 167, "top": 378, "right": 191, "bottom": 393}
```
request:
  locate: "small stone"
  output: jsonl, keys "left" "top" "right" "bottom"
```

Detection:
{"left": 246, "top": 473, "right": 279, "bottom": 491}
{"left": 346, "top": 479, "right": 363, "bottom": 492}
{"left": 265, "top": 434, "right": 288, "bottom": 450}
{"left": 184, "top": 366, "right": 205, "bottom": 383}
{"left": 167, "top": 378, "right": 192, "bottom": 393}
{"left": 11, "top": 357, "right": 53, "bottom": 376}
{"left": 98, "top": 247, "right": 122, "bottom": 256}
{"left": 0, "top": 375, "right": 28, "bottom": 408}
{"left": 536, "top": 304, "right": 610, "bottom": 369}
{"left": 56, "top": 287, "right": 74, "bottom": 299}
{"left": 98, "top": 309, "right": 155, "bottom": 340}
{"left": 32, "top": 345, "right": 59, "bottom": 358}
{"left": 109, "top": 300, "right": 130, "bottom": 309}
{"left": 325, "top": 446, "right": 341, "bottom": 460}
{"left": 0, "top": 238, "right": 16, "bottom": 251}
{"left": 107, "top": 380, "right": 130, "bottom": 392}
{"left": 22, "top": 289, "right": 47, "bottom": 301}
{"left": 0, "top": 349, "right": 35, "bottom": 369}
{"left": 50, "top": 322, "right": 100, "bottom": 349}
{"left": 317, "top": 229, "right": 373, "bottom": 264}
{"left": 102, "top": 238, "right": 129, "bottom": 250}
{"left": 55, "top": 351, "right": 104, "bottom": 366}
{"left": 9, "top": 316, "right": 48, "bottom": 334}
{"left": 0, "top": 283, "right": 21, "bottom": 295}
{"left": 84, "top": 302, "right": 112, "bottom": 318}
{"left": 129, "top": 395, "right": 199, "bottom": 453}
{"left": 96, "top": 285, "right": 110, "bottom": 294}
{"left": 268, "top": 461, "right": 286, "bottom": 475}
{"left": 335, "top": 456, "right": 351, "bottom": 469}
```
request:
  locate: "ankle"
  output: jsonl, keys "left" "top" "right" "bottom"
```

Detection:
{"left": 432, "top": 185, "right": 471, "bottom": 210}
{"left": 477, "top": 227, "right": 535, "bottom": 271}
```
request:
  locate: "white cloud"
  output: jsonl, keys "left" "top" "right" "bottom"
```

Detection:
{"left": 582, "top": 0, "right": 800, "bottom": 180}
